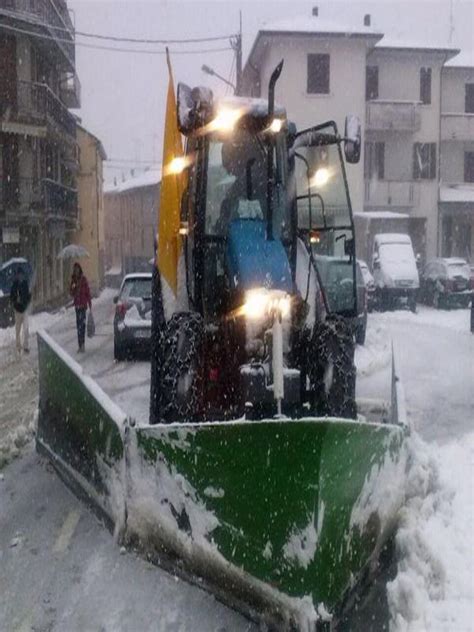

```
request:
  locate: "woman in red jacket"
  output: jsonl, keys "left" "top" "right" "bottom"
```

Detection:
{"left": 70, "top": 262, "right": 92, "bottom": 352}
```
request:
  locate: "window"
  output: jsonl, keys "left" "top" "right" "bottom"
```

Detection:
{"left": 364, "top": 142, "right": 385, "bottom": 179}
{"left": 465, "top": 152, "right": 474, "bottom": 183}
{"left": 420, "top": 68, "right": 431, "bottom": 105}
{"left": 466, "top": 84, "right": 474, "bottom": 113}
{"left": 307, "top": 54, "right": 330, "bottom": 94}
{"left": 413, "top": 143, "right": 436, "bottom": 179}
{"left": 366, "top": 66, "right": 379, "bottom": 101}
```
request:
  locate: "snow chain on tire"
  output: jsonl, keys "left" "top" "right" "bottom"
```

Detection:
{"left": 159, "top": 312, "right": 204, "bottom": 423}
{"left": 308, "top": 315, "right": 357, "bottom": 419}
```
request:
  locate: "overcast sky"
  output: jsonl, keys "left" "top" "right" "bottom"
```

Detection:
{"left": 67, "top": 0, "right": 473, "bottom": 183}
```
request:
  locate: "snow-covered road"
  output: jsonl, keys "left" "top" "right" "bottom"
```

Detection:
{"left": 1, "top": 296, "right": 473, "bottom": 630}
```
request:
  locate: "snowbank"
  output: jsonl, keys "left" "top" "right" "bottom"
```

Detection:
{"left": 355, "top": 319, "right": 392, "bottom": 377}
{"left": 0, "top": 308, "right": 66, "bottom": 350}
{"left": 376, "top": 306, "right": 472, "bottom": 336}
{"left": 388, "top": 433, "right": 474, "bottom": 631}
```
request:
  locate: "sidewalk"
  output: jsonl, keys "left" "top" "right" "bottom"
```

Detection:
{"left": 0, "top": 289, "right": 115, "bottom": 468}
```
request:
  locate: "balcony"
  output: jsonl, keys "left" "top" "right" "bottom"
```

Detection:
{"left": 60, "top": 72, "right": 81, "bottom": 109}
{"left": 366, "top": 100, "right": 421, "bottom": 133}
{"left": 0, "top": 81, "right": 76, "bottom": 142}
{"left": 0, "top": 0, "right": 75, "bottom": 68}
{"left": 43, "top": 178, "right": 78, "bottom": 220}
{"left": 441, "top": 113, "right": 474, "bottom": 142}
{"left": 0, "top": 177, "right": 77, "bottom": 221}
{"left": 364, "top": 180, "right": 420, "bottom": 209}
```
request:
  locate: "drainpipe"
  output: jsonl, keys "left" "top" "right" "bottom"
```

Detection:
{"left": 437, "top": 53, "right": 449, "bottom": 257}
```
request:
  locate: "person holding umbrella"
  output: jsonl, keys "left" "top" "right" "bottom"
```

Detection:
{"left": 10, "top": 267, "right": 31, "bottom": 354}
{"left": 70, "top": 262, "right": 92, "bottom": 352}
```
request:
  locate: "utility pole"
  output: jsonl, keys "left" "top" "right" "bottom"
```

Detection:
{"left": 231, "top": 11, "right": 242, "bottom": 95}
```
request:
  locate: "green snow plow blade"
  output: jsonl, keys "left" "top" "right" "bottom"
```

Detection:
{"left": 127, "top": 419, "right": 407, "bottom": 629}
{"left": 36, "top": 331, "right": 408, "bottom": 630}
{"left": 36, "top": 331, "right": 126, "bottom": 532}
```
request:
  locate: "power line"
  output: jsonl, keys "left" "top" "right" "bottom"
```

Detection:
{"left": 107, "top": 158, "right": 157, "bottom": 164}
{"left": 0, "top": 7, "right": 237, "bottom": 44}
{"left": 0, "top": 22, "right": 233, "bottom": 55}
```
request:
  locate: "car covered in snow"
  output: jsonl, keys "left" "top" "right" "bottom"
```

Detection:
{"left": 358, "top": 259, "right": 376, "bottom": 312}
{"left": 113, "top": 273, "right": 152, "bottom": 360}
{"left": 372, "top": 233, "right": 419, "bottom": 312}
{"left": 420, "top": 258, "right": 472, "bottom": 309}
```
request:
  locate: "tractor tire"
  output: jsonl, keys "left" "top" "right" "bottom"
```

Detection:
{"left": 308, "top": 315, "right": 357, "bottom": 419}
{"left": 114, "top": 339, "right": 127, "bottom": 362}
{"left": 159, "top": 312, "right": 204, "bottom": 423}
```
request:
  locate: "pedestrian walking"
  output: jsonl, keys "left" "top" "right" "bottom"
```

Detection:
{"left": 10, "top": 267, "right": 31, "bottom": 354}
{"left": 70, "top": 263, "right": 92, "bottom": 352}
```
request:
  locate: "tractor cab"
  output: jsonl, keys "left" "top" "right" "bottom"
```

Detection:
{"left": 154, "top": 61, "right": 361, "bottom": 422}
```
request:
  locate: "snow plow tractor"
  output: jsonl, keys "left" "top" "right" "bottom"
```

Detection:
{"left": 151, "top": 61, "right": 363, "bottom": 424}
{"left": 36, "top": 60, "right": 409, "bottom": 632}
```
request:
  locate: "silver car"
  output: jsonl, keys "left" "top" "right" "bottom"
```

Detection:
{"left": 113, "top": 273, "right": 152, "bottom": 360}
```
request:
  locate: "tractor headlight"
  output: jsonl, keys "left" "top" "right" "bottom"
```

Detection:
{"left": 242, "top": 289, "right": 291, "bottom": 320}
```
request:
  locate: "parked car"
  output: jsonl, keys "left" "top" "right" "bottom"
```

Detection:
{"left": 358, "top": 259, "right": 376, "bottom": 312}
{"left": 420, "top": 258, "right": 472, "bottom": 309}
{"left": 113, "top": 273, "right": 152, "bottom": 360}
{"left": 372, "top": 233, "right": 419, "bottom": 312}
{"left": 314, "top": 256, "right": 368, "bottom": 345}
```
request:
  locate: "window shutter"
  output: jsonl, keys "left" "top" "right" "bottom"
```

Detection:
{"left": 430, "top": 143, "right": 436, "bottom": 179}
{"left": 413, "top": 144, "right": 420, "bottom": 179}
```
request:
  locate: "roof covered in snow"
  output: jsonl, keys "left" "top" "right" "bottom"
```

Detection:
{"left": 374, "top": 37, "right": 459, "bottom": 58}
{"left": 444, "top": 51, "right": 474, "bottom": 68}
{"left": 258, "top": 15, "right": 383, "bottom": 39}
{"left": 440, "top": 184, "right": 474, "bottom": 203}
{"left": 354, "top": 211, "right": 409, "bottom": 219}
{"left": 104, "top": 167, "right": 161, "bottom": 195}
{"left": 243, "top": 12, "right": 383, "bottom": 74}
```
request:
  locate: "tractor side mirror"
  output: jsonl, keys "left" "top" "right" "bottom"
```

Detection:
{"left": 344, "top": 115, "right": 361, "bottom": 164}
{"left": 177, "top": 83, "right": 195, "bottom": 134}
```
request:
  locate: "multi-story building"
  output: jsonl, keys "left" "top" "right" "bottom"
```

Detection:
{"left": 241, "top": 8, "right": 468, "bottom": 261}
{"left": 0, "top": 0, "right": 80, "bottom": 307}
{"left": 104, "top": 169, "right": 160, "bottom": 277}
{"left": 439, "top": 52, "right": 474, "bottom": 259}
{"left": 72, "top": 125, "right": 107, "bottom": 297}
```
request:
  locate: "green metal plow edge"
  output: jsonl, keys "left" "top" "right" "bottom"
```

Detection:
{"left": 36, "top": 330, "right": 409, "bottom": 629}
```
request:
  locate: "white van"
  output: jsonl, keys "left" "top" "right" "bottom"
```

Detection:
{"left": 372, "top": 233, "right": 419, "bottom": 312}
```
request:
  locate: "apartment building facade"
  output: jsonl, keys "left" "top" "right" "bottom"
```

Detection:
{"left": 104, "top": 170, "right": 160, "bottom": 275}
{"left": 0, "top": 0, "right": 80, "bottom": 307}
{"left": 242, "top": 8, "right": 468, "bottom": 262}
{"left": 439, "top": 53, "right": 474, "bottom": 259}
{"left": 72, "top": 125, "right": 107, "bottom": 297}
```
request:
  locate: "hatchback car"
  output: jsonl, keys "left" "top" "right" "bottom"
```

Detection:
{"left": 113, "top": 273, "right": 152, "bottom": 360}
{"left": 420, "top": 258, "right": 472, "bottom": 308}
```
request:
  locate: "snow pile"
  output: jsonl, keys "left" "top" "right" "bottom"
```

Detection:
{"left": 355, "top": 319, "right": 392, "bottom": 377}
{"left": 0, "top": 307, "right": 66, "bottom": 350}
{"left": 376, "top": 306, "right": 472, "bottom": 336}
{"left": 0, "top": 409, "right": 37, "bottom": 469}
{"left": 388, "top": 433, "right": 474, "bottom": 631}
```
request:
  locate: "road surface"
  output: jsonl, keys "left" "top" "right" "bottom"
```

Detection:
{"left": 1, "top": 293, "right": 473, "bottom": 630}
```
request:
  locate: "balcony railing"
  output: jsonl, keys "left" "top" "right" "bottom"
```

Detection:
{"left": 43, "top": 178, "right": 77, "bottom": 217}
{"left": 366, "top": 100, "right": 421, "bottom": 133}
{"left": 441, "top": 113, "right": 474, "bottom": 142}
{"left": 364, "top": 180, "right": 420, "bottom": 208}
{"left": 0, "top": 81, "right": 76, "bottom": 140}
{"left": 0, "top": 177, "right": 77, "bottom": 219}
{"left": 0, "top": 0, "right": 75, "bottom": 67}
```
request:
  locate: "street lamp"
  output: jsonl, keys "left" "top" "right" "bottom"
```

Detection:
{"left": 201, "top": 64, "right": 236, "bottom": 92}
